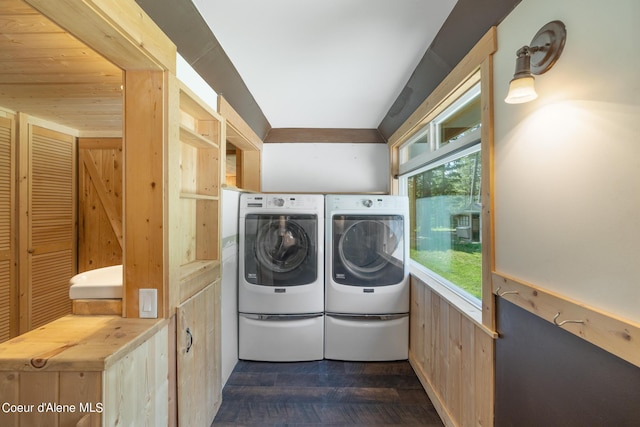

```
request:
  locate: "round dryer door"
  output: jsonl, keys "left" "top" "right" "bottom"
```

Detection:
{"left": 256, "top": 219, "right": 309, "bottom": 273}
{"left": 333, "top": 215, "right": 405, "bottom": 286}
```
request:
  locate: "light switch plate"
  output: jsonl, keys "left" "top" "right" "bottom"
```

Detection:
{"left": 139, "top": 288, "right": 158, "bottom": 318}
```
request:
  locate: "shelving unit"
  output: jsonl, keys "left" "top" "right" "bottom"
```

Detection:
{"left": 177, "top": 83, "right": 223, "bottom": 289}
{"left": 175, "top": 82, "right": 224, "bottom": 422}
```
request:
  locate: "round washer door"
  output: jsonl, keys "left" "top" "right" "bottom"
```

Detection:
{"left": 243, "top": 213, "right": 318, "bottom": 286}
{"left": 256, "top": 219, "right": 310, "bottom": 273}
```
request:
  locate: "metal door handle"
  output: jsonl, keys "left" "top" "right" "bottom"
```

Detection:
{"left": 185, "top": 328, "right": 193, "bottom": 353}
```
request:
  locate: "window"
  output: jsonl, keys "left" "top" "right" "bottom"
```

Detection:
{"left": 399, "top": 81, "right": 483, "bottom": 304}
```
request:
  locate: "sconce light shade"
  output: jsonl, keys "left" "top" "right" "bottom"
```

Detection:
{"left": 504, "top": 20, "right": 567, "bottom": 104}
{"left": 505, "top": 76, "right": 537, "bottom": 104}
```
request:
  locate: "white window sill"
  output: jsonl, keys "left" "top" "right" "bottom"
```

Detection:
{"left": 409, "top": 262, "right": 484, "bottom": 329}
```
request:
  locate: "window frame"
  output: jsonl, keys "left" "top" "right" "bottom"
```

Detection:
{"left": 399, "top": 82, "right": 481, "bottom": 176}
{"left": 400, "top": 140, "right": 483, "bottom": 307}
{"left": 387, "top": 28, "right": 496, "bottom": 331}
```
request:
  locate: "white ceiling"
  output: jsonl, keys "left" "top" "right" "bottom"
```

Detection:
{"left": 192, "top": 0, "right": 458, "bottom": 129}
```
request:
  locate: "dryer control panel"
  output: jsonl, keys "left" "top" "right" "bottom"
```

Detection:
{"left": 326, "top": 195, "right": 408, "bottom": 211}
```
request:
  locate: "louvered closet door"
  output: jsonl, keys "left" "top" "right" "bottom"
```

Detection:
{"left": 25, "top": 125, "right": 76, "bottom": 330}
{"left": 0, "top": 116, "right": 15, "bottom": 342}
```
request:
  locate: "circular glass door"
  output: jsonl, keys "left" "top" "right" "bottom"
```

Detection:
{"left": 338, "top": 220, "right": 399, "bottom": 280}
{"left": 255, "top": 219, "right": 310, "bottom": 273}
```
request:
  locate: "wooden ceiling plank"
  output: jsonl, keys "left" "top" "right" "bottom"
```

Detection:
{"left": 0, "top": 83, "right": 122, "bottom": 98}
{"left": 0, "top": 59, "right": 121, "bottom": 78}
{"left": 0, "top": 47, "right": 99, "bottom": 61}
{"left": 25, "top": 0, "right": 176, "bottom": 72}
{"left": 0, "top": 14, "right": 66, "bottom": 33}
{"left": 0, "top": 0, "right": 126, "bottom": 135}
{"left": 0, "top": 32, "right": 86, "bottom": 49}
{"left": 0, "top": 0, "right": 38, "bottom": 15}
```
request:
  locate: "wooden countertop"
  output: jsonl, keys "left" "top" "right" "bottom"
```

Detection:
{"left": 0, "top": 315, "right": 167, "bottom": 372}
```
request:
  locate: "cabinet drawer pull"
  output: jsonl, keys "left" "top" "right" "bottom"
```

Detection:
{"left": 185, "top": 328, "right": 193, "bottom": 353}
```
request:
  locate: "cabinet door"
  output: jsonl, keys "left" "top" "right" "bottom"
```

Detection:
{"left": 176, "top": 281, "right": 221, "bottom": 426}
{"left": 0, "top": 115, "right": 15, "bottom": 342}
{"left": 19, "top": 123, "right": 76, "bottom": 331}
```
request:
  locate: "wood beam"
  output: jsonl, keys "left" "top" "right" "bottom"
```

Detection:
{"left": 123, "top": 70, "right": 166, "bottom": 318}
{"left": 264, "top": 128, "right": 386, "bottom": 144}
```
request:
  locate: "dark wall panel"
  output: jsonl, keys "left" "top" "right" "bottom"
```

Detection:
{"left": 496, "top": 298, "right": 640, "bottom": 427}
{"left": 378, "top": 0, "right": 521, "bottom": 140}
{"left": 135, "top": 0, "right": 271, "bottom": 139}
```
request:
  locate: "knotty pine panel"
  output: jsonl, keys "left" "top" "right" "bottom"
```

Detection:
{"left": 103, "top": 322, "right": 169, "bottom": 426}
{"left": 78, "top": 138, "right": 123, "bottom": 272}
{"left": 410, "top": 278, "right": 495, "bottom": 427}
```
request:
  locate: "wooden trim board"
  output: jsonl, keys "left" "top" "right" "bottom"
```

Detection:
{"left": 218, "top": 95, "right": 262, "bottom": 151}
{"left": 492, "top": 271, "right": 640, "bottom": 368}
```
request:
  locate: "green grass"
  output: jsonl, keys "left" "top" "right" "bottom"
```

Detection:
{"left": 411, "top": 246, "right": 482, "bottom": 299}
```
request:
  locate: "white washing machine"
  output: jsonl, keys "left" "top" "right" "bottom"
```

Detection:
{"left": 238, "top": 193, "right": 324, "bottom": 361}
{"left": 325, "top": 194, "right": 410, "bottom": 361}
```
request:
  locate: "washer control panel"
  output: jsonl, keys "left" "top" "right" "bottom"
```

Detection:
{"left": 241, "top": 194, "right": 323, "bottom": 210}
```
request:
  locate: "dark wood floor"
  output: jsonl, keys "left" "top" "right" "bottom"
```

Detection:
{"left": 212, "top": 360, "right": 444, "bottom": 427}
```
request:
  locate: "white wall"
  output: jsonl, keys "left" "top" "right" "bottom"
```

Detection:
{"left": 262, "top": 143, "right": 390, "bottom": 193}
{"left": 494, "top": 0, "right": 640, "bottom": 322}
{"left": 176, "top": 53, "right": 218, "bottom": 109}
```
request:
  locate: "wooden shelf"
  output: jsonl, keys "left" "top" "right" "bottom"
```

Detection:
{"left": 179, "top": 259, "right": 219, "bottom": 282}
{"left": 180, "top": 125, "right": 219, "bottom": 149}
{"left": 179, "top": 192, "right": 219, "bottom": 201}
{"left": 178, "top": 259, "right": 220, "bottom": 302}
{"left": 176, "top": 82, "right": 222, "bottom": 297}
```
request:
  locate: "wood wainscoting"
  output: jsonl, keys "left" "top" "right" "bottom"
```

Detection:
{"left": 410, "top": 276, "right": 495, "bottom": 427}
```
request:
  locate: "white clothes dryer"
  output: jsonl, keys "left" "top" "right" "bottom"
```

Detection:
{"left": 325, "top": 194, "right": 410, "bottom": 361}
{"left": 238, "top": 193, "right": 324, "bottom": 361}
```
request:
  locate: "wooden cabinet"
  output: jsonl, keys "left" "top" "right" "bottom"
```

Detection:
{"left": 176, "top": 282, "right": 221, "bottom": 426}
{"left": 173, "top": 83, "right": 223, "bottom": 426}
{"left": 0, "top": 316, "right": 169, "bottom": 427}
